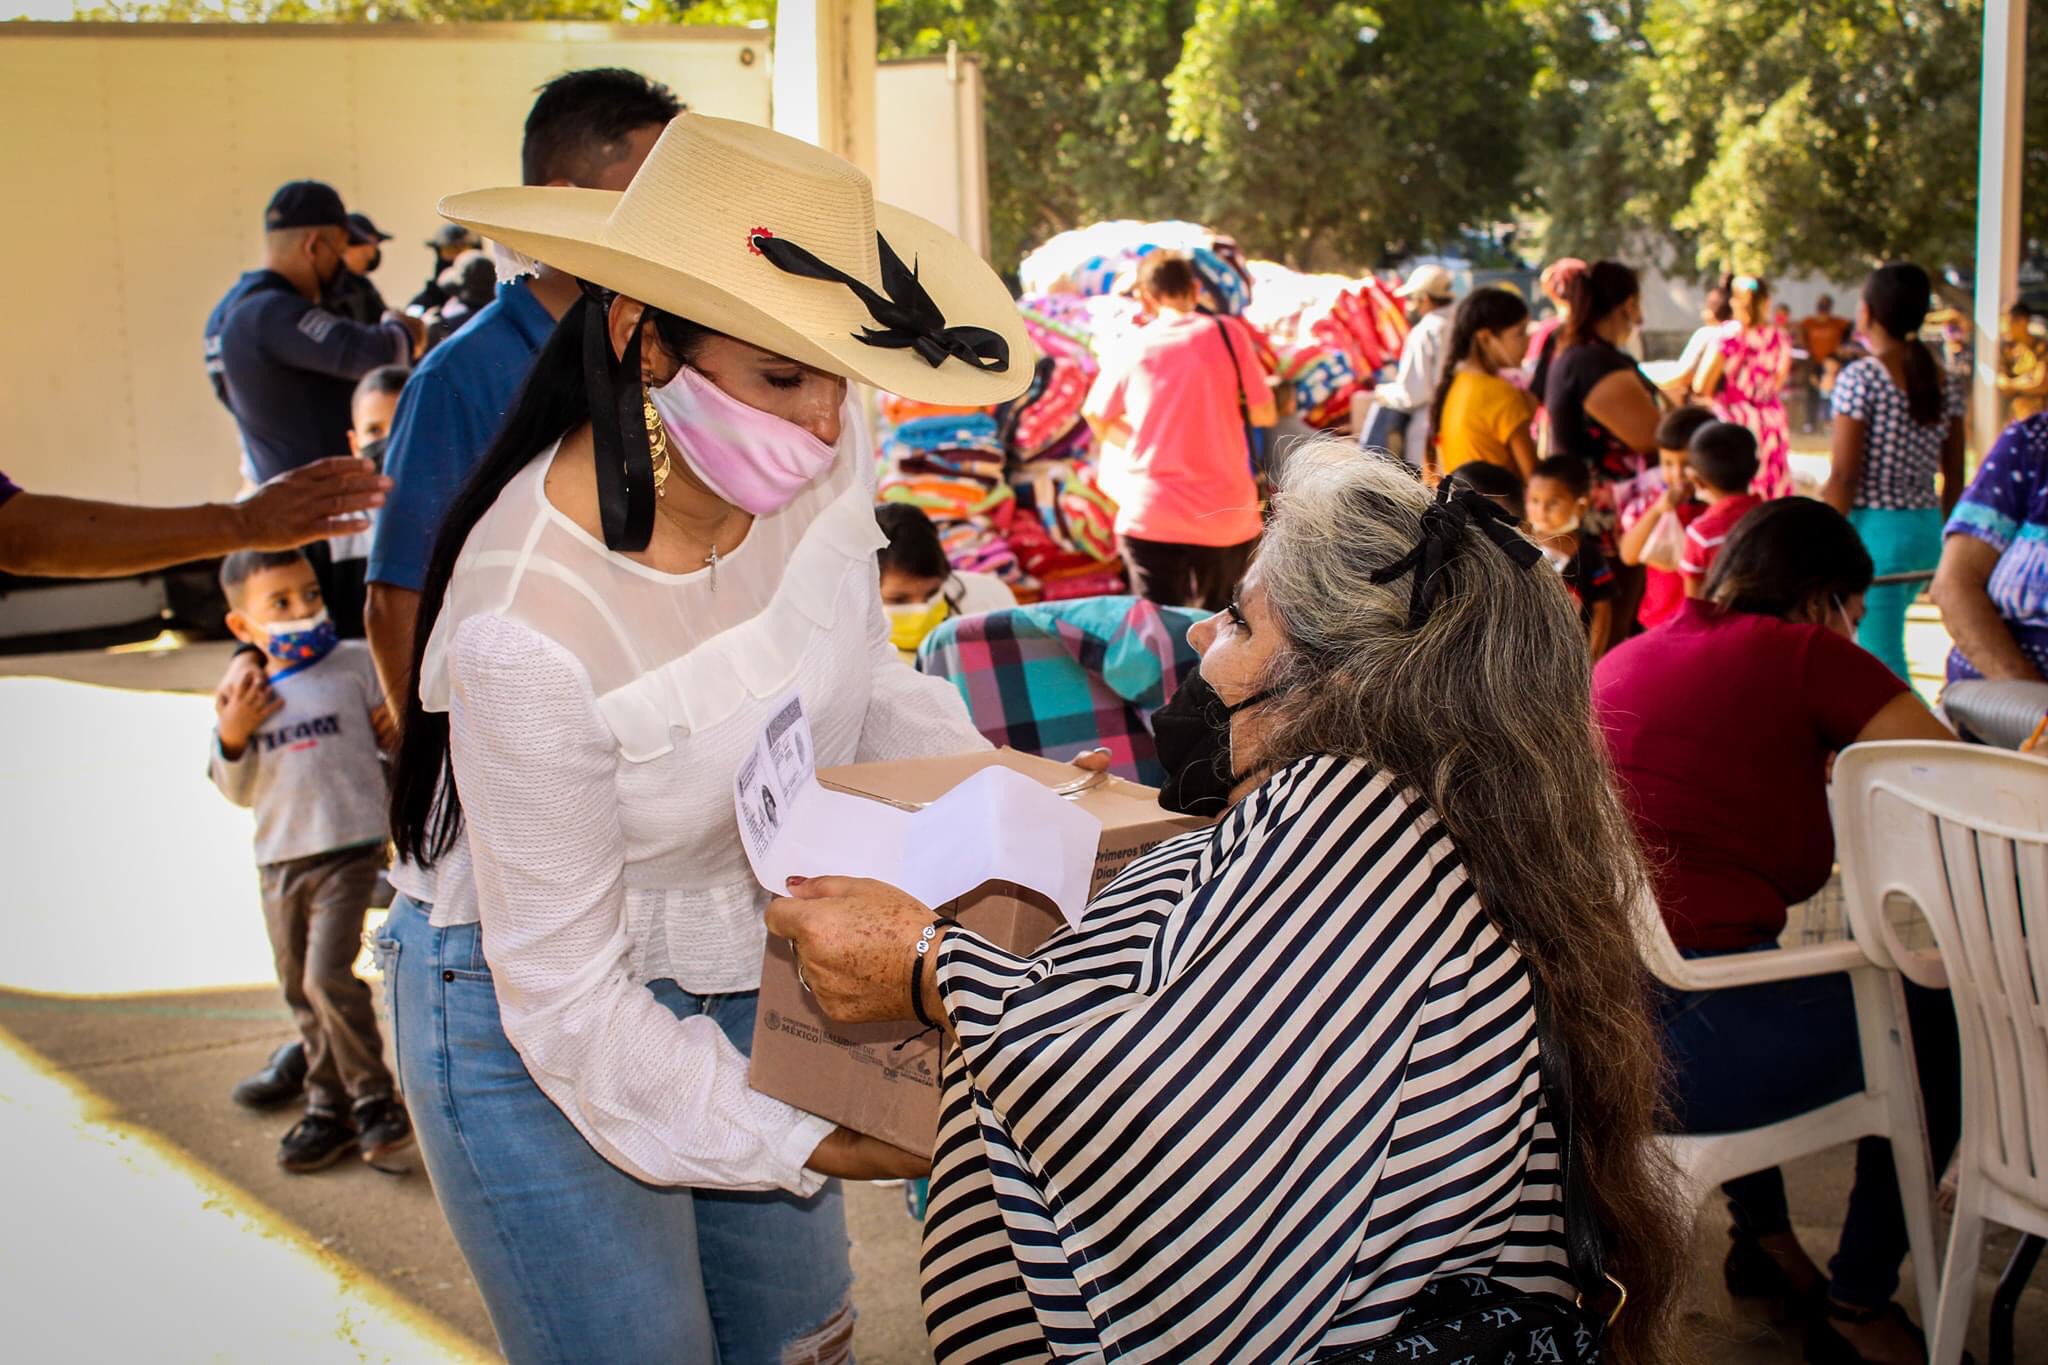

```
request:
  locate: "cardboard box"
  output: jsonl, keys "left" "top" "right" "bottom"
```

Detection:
{"left": 749, "top": 748, "right": 1210, "bottom": 1153}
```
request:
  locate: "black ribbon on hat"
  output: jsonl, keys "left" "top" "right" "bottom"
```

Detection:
{"left": 581, "top": 287, "right": 658, "bottom": 553}
{"left": 1367, "top": 480, "right": 1543, "bottom": 629}
{"left": 751, "top": 230, "right": 1010, "bottom": 373}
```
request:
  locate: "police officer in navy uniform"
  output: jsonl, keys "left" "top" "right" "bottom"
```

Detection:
{"left": 204, "top": 181, "right": 423, "bottom": 637}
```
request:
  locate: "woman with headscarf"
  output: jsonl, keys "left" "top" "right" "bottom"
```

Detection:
{"left": 381, "top": 115, "right": 1032, "bottom": 1363}
{"left": 770, "top": 443, "right": 1690, "bottom": 1363}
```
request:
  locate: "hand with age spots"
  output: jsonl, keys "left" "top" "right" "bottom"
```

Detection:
{"left": 764, "top": 876, "right": 940, "bottom": 1027}
{"left": 765, "top": 750, "right": 1109, "bottom": 1028}
{"left": 769, "top": 875, "right": 947, "bottom": 1184}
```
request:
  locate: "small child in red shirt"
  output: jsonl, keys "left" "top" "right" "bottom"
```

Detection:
{"left": 1678, "top": 421, "right": 1763, "bottom": 596}
{"left": 1618, "top": 405, "right": 1716, "bottom": 629}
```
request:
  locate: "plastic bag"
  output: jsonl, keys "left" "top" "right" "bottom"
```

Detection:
{"left": 1641, "top": 507, "right": 1687, "bottom": 573}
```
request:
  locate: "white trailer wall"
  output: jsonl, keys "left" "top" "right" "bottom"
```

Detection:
{"left": 0, "top": 23, "right": 772, "bottom": 505}
{"left": 873, "top": 51, "right": 988, "bottom": 260}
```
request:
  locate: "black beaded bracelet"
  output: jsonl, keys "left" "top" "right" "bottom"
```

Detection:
{"left": 908, "top": 917, "right": 959, "bottom": 1030}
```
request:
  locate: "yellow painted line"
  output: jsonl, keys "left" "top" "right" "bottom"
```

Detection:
{"left": 0, "top": 1026, "right": 491, "bottom": 1364}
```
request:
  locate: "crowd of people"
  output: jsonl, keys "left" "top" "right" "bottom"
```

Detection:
{"left": 8, "top": 47, "right": 2048, "bottom": 1365}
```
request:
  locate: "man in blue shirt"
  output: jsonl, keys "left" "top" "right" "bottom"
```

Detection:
{"left": 363, "top": 68, "right": 682, "bottom": 705}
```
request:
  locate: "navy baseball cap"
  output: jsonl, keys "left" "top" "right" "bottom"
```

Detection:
{"left": 429, "top": 222, "right": 479, "bottom": 250}
{"left": 265, "top": 180, "right": 349, "bottom": 232}
{"left": 347, "top": 212, "right": 393, "bottom": 245}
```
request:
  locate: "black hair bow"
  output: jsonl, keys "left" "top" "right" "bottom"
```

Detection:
{"left": 751, "top": 230, "right": 1010, "bottom": 373}
{"left": 1367, "top": 481, "right": 1543, "bottom": 629}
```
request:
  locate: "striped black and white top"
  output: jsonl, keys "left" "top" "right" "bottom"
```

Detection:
{"left": 919, "top": 755, "right": 1573, "bottom": 1362}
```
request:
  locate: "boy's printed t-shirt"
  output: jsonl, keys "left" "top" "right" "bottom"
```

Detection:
{"left": 209, "top": 641, "right": 389, "bottom": 866}
{"left": 1543, "top": 537, "right": 1615, "bottom": 625}
{"left": 1679, "top": 492, "right": 1763, "bottom": 587}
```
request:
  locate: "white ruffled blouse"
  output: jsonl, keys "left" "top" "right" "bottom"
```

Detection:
{"left": 417, "top": 434, "right": 989, "bottom": 1195}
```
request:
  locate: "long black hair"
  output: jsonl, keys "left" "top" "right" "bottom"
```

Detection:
{"left": 1427, "top": 286, "right": 1531, "bottom": 445}
{"left": 1863, "top": 262, "right": 1944, "bottom": 427}
{"left": 389, "top": 292, "right": 712, "bottom": 866}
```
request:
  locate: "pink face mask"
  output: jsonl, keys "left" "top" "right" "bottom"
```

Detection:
{"left": 647, "top": 363, "right": 838, "bottom": 516}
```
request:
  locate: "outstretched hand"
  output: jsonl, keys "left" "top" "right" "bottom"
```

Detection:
{"left": 764, "top": 877, "right": 937, "bottom": 1026}
{"left": 237, "top": 457, "right": 391, "bottom": 550}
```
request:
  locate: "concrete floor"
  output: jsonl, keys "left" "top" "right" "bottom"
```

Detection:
{"left": 1, "top": 639, "right": 2041, "bottom": 1363}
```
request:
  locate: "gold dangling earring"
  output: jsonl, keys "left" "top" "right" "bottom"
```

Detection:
{"left": 643, "top": 392, "right": 672, "bottom": 498}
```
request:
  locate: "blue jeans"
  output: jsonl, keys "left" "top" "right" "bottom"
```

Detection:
{"left": 375, "top": 896, "right": 853, "bottom": 1364}
{"left": 1658, "top": 946, "right": 1960, "bottom": 1309}
{"left": 1848, "top": 505, "right": 1944, "bottom": 681}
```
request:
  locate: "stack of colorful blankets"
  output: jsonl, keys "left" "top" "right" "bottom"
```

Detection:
{"left": 1241, "top": 261, "right": 1410, "bottom": 429}
{"left": 873, "top": 220, "right": 1411, "bottom": 597}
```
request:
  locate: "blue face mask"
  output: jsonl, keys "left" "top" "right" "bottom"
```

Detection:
{"left": 261, "top": 609, "right": 338, "bottom": 668}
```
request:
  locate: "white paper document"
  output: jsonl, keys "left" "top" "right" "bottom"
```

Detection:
{"left": 734, "top": 692, "right": 1102, "bottom": 927}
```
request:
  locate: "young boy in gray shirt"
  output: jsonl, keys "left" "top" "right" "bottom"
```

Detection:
{"left": 211, "top": 547, "right": 412, "bottom": 1173}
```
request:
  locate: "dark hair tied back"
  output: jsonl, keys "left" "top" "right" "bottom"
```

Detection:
{"left": 1563, "top": 260, "right": 1640, "bottom": 348}
{"left": 1863, "top": 263, "right": 1944, "bottom": 427}
{"left": 1703, "top": 497, "right": 1874, "bottom": 620}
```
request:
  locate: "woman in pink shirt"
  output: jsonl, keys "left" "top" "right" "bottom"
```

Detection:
{"left": 1084, "top": 251, "right": 1277, "bottom": 610}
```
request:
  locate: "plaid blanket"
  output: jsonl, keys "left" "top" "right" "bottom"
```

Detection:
{"left": 916, "top": 597, "right": 1205, "bottom": 787}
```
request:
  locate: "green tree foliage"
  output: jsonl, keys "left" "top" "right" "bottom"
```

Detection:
{"left": 878, "top": 0, "right": 1202, "bottom": 271}
{"left": 65, "top": 0, "right": 2041, "bottom": 279}
{"left": 71, "top": 0, "right": 768, "bottom": 28}
{"left": 74, "top": 0, "right": 1534, "bottom": 270}
{"left": 1166, "top": 0, "right": 1534, "bottom": 269}
{"left": 1524, "top": 0, "right": 2048, "bottom": 282}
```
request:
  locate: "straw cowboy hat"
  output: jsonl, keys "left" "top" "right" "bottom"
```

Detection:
{"left": 438, "top": 113, "right": 1035, "bottom": 410}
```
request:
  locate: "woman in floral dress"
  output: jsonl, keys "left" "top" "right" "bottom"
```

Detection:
{"left": 1696, "top": 275, "right": 1794, "bottom": 501}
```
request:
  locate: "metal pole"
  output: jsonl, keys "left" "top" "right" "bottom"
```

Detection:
{"left": 1972, "top": 0, "right": 2028, "bottom": 451}
{"left": 771, "top": 0, "right": 877, "bottom": 176}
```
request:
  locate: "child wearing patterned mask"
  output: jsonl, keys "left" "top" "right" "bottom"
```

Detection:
{"left": 211, "top": 547, "right": 412, "bottom": 1176}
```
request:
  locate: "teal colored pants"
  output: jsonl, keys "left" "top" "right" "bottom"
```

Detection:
{"left": 1848, "top": 505, "right": 1944, "bottom": 681}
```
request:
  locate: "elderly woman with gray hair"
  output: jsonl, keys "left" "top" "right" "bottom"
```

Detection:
{"left": 769, "top": 442, "right": 1687, "bottom": 1364}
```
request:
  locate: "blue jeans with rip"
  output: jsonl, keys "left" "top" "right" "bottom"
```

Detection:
{"left": 1658, "top": 944, "right": 1960, "bottom": 1310}
{"left": 375, "top": 896, "right": 853, "bottom": 1364}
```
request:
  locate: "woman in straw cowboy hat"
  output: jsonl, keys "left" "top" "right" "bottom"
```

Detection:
{"left": 385, "top": 114, "right": 1032, "bottom": 1363}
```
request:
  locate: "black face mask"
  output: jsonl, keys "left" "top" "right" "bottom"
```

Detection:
{"left": 356, "top": 436, "right": 388, "bottom": 471}
{"left": 1153, "top": 668, "right": 1272, "bottom": 816}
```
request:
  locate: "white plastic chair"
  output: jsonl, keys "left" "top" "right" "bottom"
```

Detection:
{"left": 1634, "top": 870, "right": 1942, "bottom": 1323}
{"left": 1834, "top": 741, "right": 2048, "bottom": 1365}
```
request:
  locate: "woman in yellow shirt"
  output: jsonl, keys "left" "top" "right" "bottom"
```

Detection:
{"left": 1429, "top": 287, "right": 1539, "bottom": 481}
